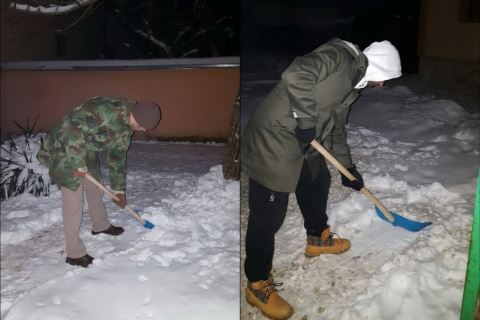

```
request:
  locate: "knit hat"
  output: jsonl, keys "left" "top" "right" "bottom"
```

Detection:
{"left": 355, "top": 40, "right": 402, "bottom": 89}
{"left": 132, "top": 102, "right": 161, "bottom": 130}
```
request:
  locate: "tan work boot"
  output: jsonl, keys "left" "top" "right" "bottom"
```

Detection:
{"left": 305, "top": 226, "right": 351, "bottom": 257}
{"left": 245, "top": 275, "right": 293, "bottom": 320}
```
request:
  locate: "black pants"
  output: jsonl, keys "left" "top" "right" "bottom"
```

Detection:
{"left": 244, "top": 158, "right": 331, "bottom": 282}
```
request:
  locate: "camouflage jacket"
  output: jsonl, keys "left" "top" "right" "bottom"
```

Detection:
{"left": 37, "top": 97, "right": 136, "bottom": 192}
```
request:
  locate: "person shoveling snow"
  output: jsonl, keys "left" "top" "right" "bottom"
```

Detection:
{"left": 37, "top": 97, "right": 161, "bottom": 268}
{"left": 241, "top": 38, "right": 404, "bottom": 319}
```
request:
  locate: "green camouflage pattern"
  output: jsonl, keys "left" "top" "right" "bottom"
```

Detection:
{"left": 37, "top": 97, "right": 136, "bottom": 192}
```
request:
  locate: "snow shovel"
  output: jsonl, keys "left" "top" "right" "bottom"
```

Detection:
{"left": 310, "top": 140, "right": 432, "bottom": 232}
{"left": 84, "top": 173, "right": 155, "bottom": 229}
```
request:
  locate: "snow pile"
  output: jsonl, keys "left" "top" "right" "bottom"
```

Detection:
{"left": 1, "top": 144, "right": 239, "bottom": 320}
{"left": 1, "top": 192, "right": 63, "bottom": 245}
{"left": 330, "top": 178, "right": 471, "bottom": 320}
{"left": 348, "top": 86, "right": 479, "bottom": 194}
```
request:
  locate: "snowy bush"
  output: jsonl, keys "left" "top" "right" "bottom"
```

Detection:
{"left": 1, "top": 118, "right": 51, "bottom": 201}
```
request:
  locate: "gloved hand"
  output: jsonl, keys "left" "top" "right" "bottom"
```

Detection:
{"left": 113, "top": 193, "right": 126, "bottom": 209}
{"left": 76, "top": 167, "right": 88, "bottom": 177}
{"left": 340, "top": 165, "right": 364, "bottom": 191}
{"left": 295, "top": 126, "right": 316, "bottom": 144}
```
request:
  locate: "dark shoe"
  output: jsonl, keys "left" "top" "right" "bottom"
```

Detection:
{"left": 91, "top": 225, "right": 124, "bottom": 236}
{"left": 66, "top": 254, "right": 94, "bottom": 268}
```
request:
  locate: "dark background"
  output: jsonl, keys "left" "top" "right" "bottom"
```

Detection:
{"left": 4, "top": 0, "right": 240, "bottom": 60}
{"left": 241, "top": 0, "right": 421, "bottom": 74}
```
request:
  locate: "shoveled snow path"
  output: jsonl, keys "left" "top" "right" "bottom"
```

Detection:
{"left": 1, "top": 142, "right": 240, "bottom": 320}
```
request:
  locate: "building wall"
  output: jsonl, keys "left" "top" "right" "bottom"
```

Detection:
{"left": 418, "top": 0, "right": 480, "bottom": 84}
{"left": 0, "top": 68, "right": 239, "bottom": 140}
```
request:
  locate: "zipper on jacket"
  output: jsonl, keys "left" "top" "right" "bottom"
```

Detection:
{"left": 351, "top": 69, "right": 362, "bottom": 87}
{"left": 341, "top": 90, "right": 354, "bottom": 103}
{"left": 330, "top": 127, "right": 335, "bottom": 150}
{"left": 270, "top": 191, "right": 275, "bottom": 202}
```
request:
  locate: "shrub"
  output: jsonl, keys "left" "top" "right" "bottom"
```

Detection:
{"left": 1, "top": 117, "right": 52, "bottom": 201}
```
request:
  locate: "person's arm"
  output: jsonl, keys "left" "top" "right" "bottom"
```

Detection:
{"left": 329, "top": 107, "right": 364, "bottom": 191}
{"left": 107, "top": 132, "right": 132, "bottom": 193}
{"left": 328, "top": 106, "right": 352, "bottom": 168}
{"left": 282, "top": 49, "right": 343, "bottom": 130}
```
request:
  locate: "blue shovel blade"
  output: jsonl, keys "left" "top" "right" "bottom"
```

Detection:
{"left": 375, "top": 207, "right": 432, "bottom": 232}
{"left": 134, "top": 210, "right": 155, "bottom": 229}
{"left": 143, "top": 220, "right": 155, "bottom": 229}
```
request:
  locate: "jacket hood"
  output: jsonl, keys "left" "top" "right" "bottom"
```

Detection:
{"left": 355, "top": 40, "right": 402, "bottom": 88}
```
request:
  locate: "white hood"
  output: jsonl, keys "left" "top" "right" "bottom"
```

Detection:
{"left": 355, "top": 40, "right": 402, "bottom": 89}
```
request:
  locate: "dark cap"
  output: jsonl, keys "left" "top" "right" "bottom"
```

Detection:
{"left": 132, "top": 102, "right": 162, "bottom": 130}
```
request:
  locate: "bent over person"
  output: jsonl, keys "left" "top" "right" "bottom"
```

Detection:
{"left": 241, "top": 39, "right": 402, "bottom": 319}
{"left": 37, "top": 97, "right": 161, "bottom": 268}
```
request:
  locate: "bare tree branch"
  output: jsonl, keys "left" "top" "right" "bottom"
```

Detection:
{"left": 8, "top": 0, "right": 101, "bottom": 15}
{"left": 59, "top": 0, "right": 103, "bottom": 35}
{"left": 56, "top": 2, "right": 92, "bottom": 33}
{"left": 7, "top": 0, "right": 103, "bottom": 48}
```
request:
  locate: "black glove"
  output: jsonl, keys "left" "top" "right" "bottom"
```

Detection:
{"left": 340, "top": 165, "right": 364, "bottom": 191}
{"left": 295, "top": 126, "right": 316, "bottom": 144}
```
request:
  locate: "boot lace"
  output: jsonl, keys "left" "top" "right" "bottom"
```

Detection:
{"left": 328, "top": 232, "right": 345, "bottom": 244}
{"left": 260, "top": 278, "right": 284, "bottom": 299}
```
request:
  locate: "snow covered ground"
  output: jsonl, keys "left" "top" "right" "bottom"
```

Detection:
{"left": 240, "top": 53, "right": 479, "bottom": 320}
{"left": 1, "top": 142, "right": 240, "bottom": 320}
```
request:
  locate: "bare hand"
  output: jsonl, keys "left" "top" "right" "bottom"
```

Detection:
{"left": 113, "top": 193, "right": 126, "bottom": 209}
{"left": 76, "top": 167, "right": 88, "bottom": 177}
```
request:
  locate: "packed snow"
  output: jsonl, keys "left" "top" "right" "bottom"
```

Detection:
{"left": 240, "top": 55, "right": 479, "bottom": 320}
{"left": 1, "top": 142, "right": 239, "bottom": 320}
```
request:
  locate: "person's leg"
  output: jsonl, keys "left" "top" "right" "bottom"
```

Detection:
{"left": 244, "top": 178, "right": 289, "bottom": 282}
{"left": 61, "top": 184, "right": 87, "bottom": 259}
{"left": 295, "top": 158, "right": 351, "bottom": 257}
{"left": 295, "top": 158, "right": 331, "bottom": 236}
{"left": 244, "top": 178, "right": 292, "bottom": 319}
{"left": 83, "top": 177, "right": 111, "bottom": 233}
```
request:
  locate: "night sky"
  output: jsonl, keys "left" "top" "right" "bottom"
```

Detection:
{"left": 241, "top": 0, "right": 421, "bottom": 73}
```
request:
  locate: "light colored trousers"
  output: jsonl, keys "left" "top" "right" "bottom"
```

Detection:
{"left": 60, "top": 177, "right": 111, "bottom": 258}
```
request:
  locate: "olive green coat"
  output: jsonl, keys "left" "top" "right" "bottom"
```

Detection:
{"left": 241, "top": 38, "right": 368, "bottom": 193}
{"left": 37, "top": 97, "right": 136, "bottom": 192}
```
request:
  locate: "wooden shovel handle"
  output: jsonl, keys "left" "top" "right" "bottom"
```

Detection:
{"left": 310, "top": 140, "right": 395, "bottom": 222}
{"left": 84, "top": 173, "right": 145, "bottom": 224}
